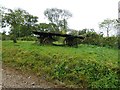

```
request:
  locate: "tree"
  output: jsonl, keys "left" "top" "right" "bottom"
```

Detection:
{"left": 68, "top": 29, "right": 78, "bottom": 35}
{"left": 78, "top": 28, "right": 89, "bottom": 35}
{"left": 36, "top": 23, "right": 59, "bottom": 33}
{"left": 2, "top": 30, "right": 6, "bottom": 35}
{"left": 44, "top": 8, "right": 72, "bottom": 33}
{"left": 114, "top": 19, "right": 120, "bottom": 36}
{"left": 20, "top": 14, "right": 38, "bottom": 37}
{"left": 2, "top": 8, "right": 25, "bottom": 42}
{"left": 2, "top": 7, "right": 38, "bottom": 43}
{"left": 2, "top": 30, "right": 7, "bottom": 40}
{"left": 99, "top": 19, "right": 117, "bottom": 37}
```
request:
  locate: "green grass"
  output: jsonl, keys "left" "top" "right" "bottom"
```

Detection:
{"left": 2, "top": 41, "right": 119, "bottom": 88}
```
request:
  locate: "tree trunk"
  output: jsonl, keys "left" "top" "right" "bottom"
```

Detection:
{"left": 13, "top": 35, "right": 17, "bottom": 43}
{"left": 107, "top": 30, "right": 109, "bottom": 37}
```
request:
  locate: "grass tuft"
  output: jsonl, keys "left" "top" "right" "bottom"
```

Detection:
{"left": 2, "top": 41, "right": 119, "bottom": 88}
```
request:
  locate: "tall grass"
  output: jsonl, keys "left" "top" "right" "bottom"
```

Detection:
{"left": 2, "top": 41, "right": 119, "bottom": 88}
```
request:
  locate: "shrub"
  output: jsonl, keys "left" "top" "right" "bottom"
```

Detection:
{"left": 18, "top": 36, "right": 37, "bottom": 41}
{"left": 80, "top": 33, "right": 118, "bottom": 49}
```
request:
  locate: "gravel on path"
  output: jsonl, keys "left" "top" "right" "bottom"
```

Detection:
{"left": 2, "top": 65, "right": 59, "bottom": 88}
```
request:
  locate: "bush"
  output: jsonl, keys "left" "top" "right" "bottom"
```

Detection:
{"left": 101, "top": 36, "right": 118, "bottom": 49}
{"left": 53, "top": 58, "right": 119, "bottom": 88}
{"left": 2, "top": 35, "right": 11, "bottom": 41}
{"left": 79, "top": 31, "right": 118, "bottom": 49}
{"left": 18, "top": 36, "right": 37, "bottom": 41}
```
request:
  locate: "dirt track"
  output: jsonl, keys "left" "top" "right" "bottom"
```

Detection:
{"left": 2, "top": 65, "right": 59, "bottom": 88}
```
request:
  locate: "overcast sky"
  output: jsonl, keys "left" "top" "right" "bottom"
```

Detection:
{"left": 0, "top": 0, "right": 119, "bottom": 35}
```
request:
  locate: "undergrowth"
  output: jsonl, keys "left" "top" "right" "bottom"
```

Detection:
{"left": 2, "top": 41, "right": 119, "bottom": 88}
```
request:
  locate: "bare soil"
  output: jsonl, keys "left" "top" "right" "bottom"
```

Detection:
{"left": 2, "top": 65, "right": 60, "bottom": 88}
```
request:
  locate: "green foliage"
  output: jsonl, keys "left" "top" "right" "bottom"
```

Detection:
{"left": 36, "top": 23, "right": 59, "bottom": 33}
{"left": 1, "top": 7, "right": 38, "bottom": 42}
{"left": 78, "top": 29, "right": 118, "bottom": 49}
{"left": 101, "top": 36, "right": 118, "bottom": 48}
{"left": 2, "top": 41, "right": 119, "bottom": 88}
{"left": 44, "top": 8, "right": 72, "bottom": 33}
{"left": 99, "top": 19, "right": 117, "bottom": 37}
{"left": 18, "top": 36, "right": 37, "bottom": 41}
{"left": 2, "top": 34, "right": 10, "bottom": 41}
{"left": 1, "top": 31, "right": 11, "bottom": 40}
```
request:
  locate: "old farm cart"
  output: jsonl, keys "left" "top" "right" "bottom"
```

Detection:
{"left": 33, "top": 31, "right": 84, "bottom": 47}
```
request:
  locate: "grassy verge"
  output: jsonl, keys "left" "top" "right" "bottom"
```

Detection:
{"left": 2, "top": 41, "right": 119, "bottom": 88}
